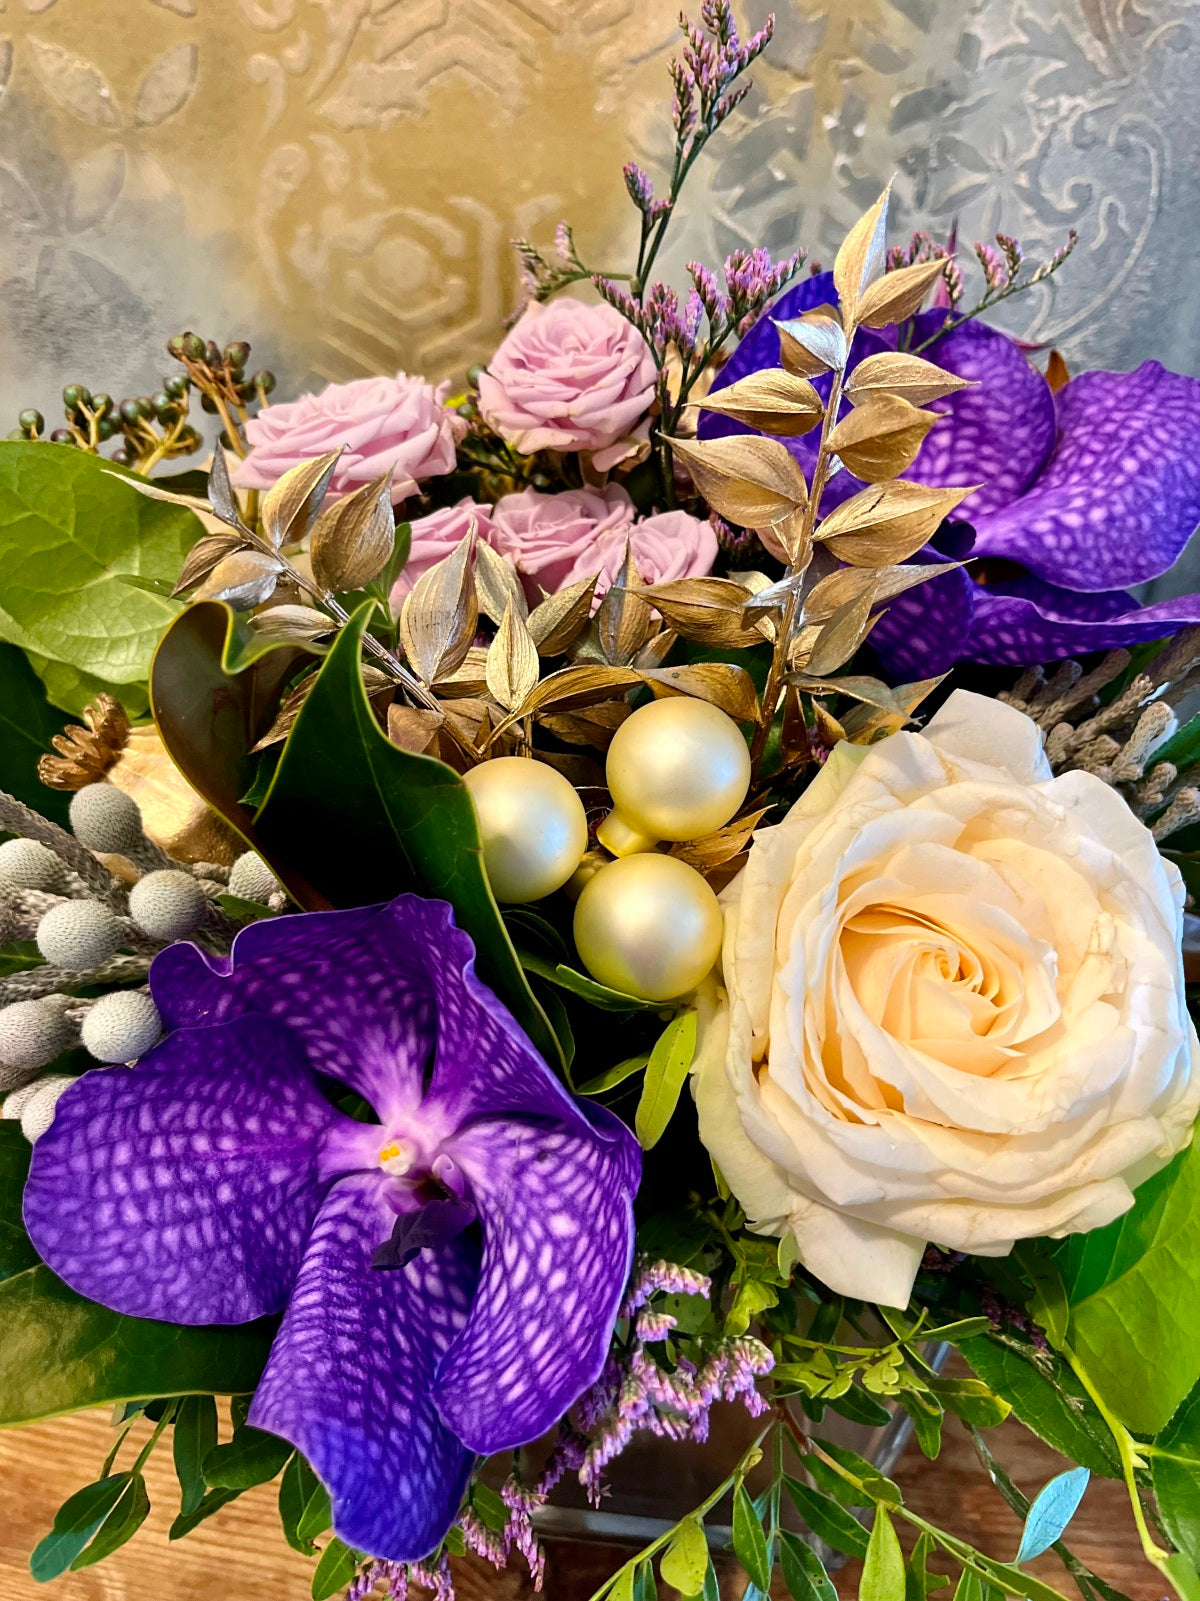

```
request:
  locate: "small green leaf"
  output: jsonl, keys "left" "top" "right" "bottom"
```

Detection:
{"left": 29, "top": 1474, "right": 131, "bottom": 1581}
{"left": 635, "top": 1011, "right": 698, "bottom": 1149}
{"left": 1165, "top": 1552, "right": 1200, "bottom": 1601}
{"left": 952, "top": 1570, "right": 982, "bottom": 1601}
{"left": 1152, "top": 1376, "right": 1200, "bottom": 1567}
{"left": 70, "top": 1473, "right": 151, "bottom": 1569}
{"left": 296, "top": 1476, "right": 333, "bottom": 1543}
{"left": 172, "top": 1393, "right": 218, "bottom": 1516}
{"left": 779, "top": 1531, "right": 837, "bottom": 1601}
{"left": 660, "top": 1516, "right": 709, "bottom": 1595}
{"left": 925, "top": 1376, "right": 1010, "bottom": 1429}
{"left": 203, "top": 1423, "right": 293, "bottom": 1489}
{"left": 1013, "top": 1244, "right": 1069, "bottom": 1351}
{"left": 859, "top": 1506, "right": 904, "bottom": 1601}
{"left": 472, "top": 1481, "right": 509, "bottom": 1534}
{"left": 518, "top": 950, "right": 662, "bottom": 1012}
{"left": 610, "top": 1563, "right": 637, "bottom": 1601}
{"left": 896, "top": 1391, "right": 943, "bottom": 1459}
{"left": 783, "top": 1477, "right": 870, "bottom": 1557}
{"left": 168, "top": 1486, "right": 245, "bottom": 1540}
{"left": 633, "top": 1558, "right": 658, "bottom": 1601}
{"left": 1015, "top": 1467, "right": 1089, "bottom": 1563}
{"left": 904, "top": 1532, "right": 944, "bottom": 1601}
{"left": 825, "top": 1384, "right": 892, "bottom": 1430}
{"left": 732, "top": 1481, "right": 772, "bottom": 1590}
{"left": 312, "top": 1537, "right": 360, "bottom": 1601}
{"left": 577, "top": 1054, "right": 650, "bottom": 1096}
{"left": 279, "top": 1453, "right": 322, "bottom": 1555}
{"left": 725, "top": 1277, "right": 779, "bottom": 1337}
{"left": 813, "top": 1440, "right": 902, "bottom": 1506}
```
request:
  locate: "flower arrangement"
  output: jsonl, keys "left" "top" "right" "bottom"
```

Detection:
{"left": 3, "top": 7, "right": 1200, "bottom": 1600}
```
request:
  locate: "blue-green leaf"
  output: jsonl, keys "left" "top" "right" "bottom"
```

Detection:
{"left": 783, "top": 1477, "right": 870, "bottom": 1558}
{"left": 1015, "top": 1467, "right": 1089, "bottom": 1563}
{"left": 29, "top": 1474, "right": 130, "bottom": 1581}
{"left": 69, "top": 1472, "right": 150, "bottom": 1569}
{"left": 203, "top": 1423, "right": 292, "bottom": 1489}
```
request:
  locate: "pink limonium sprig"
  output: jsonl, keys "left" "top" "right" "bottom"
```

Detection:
{"left": 905, "top": 222, "right": 1079, "bottom": 353}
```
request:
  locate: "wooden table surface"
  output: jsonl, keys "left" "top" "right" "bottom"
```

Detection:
{"left": 0, "top": 1367, "right": 1159, "bottom": 1601}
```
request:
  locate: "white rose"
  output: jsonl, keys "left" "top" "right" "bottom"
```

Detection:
{"left": 693, "top": 689, "right": 1200, "bottom": 1308}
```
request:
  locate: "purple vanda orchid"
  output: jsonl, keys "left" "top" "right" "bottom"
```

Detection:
{"left": 701, "top": 271, "right": 1200, "bottom": 677}
{"left": 21, "top": 898, "right": 641, "bottom": 1562}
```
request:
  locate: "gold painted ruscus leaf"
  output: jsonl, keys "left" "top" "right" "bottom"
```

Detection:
{"left": 846, "top": 351, "right": 973, "bottom": 407}
{"left": 828, "top": 395, "right": 939, "bottom": 483}
{"left": 260, "top": 451, "right": 342, "bottom": 550}
{"left": 774, "top": 311, "right": 847, "bottom": 376}
{"left": 817, "top": 480, "right": 978, "bottom": 566}
{"left": 855, "top": 256, "right": 949, "bottom": 329}
{"left": 668, "top": 435, "right": 807, "bottom": 526}
{"left": 697, "top": 369, "right": 824, "bottom": 436}
{"left": 309, "top": 471, "right": 395, "bottom": 593}
{"left": 398, "top": 531, "right": 478, "bottom": 685}
{"left": 484, "top": 600, "right": 540, "bottom": 712}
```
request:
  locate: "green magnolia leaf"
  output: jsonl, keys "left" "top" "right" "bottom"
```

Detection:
{"left": 958, "top": 1337, "right": 1120, "bottom": 1477}
{"left": 1064, "top": 1141, "right": 1200, "bottom": 1434}
{"left": 661, "top": 1516, "right": 709, "bottom": 1595}
{"left": 169, "top": 1486, "right": 244, "bottom": 1540}
{"left": 203, "top": 1423, "right": 293, "bottom": 1489}
{"left": 860, "top": 1506, "right": 904, "bottom": 1601}
{"left": 70, "top": 1471, "right": 151, "bottom": 1569}
{"left": 312, "top": 1536, "right": 360, "bottom": 1601}
{"left": 172, "top": 1393, "right": 218, "bottom": 1515}
{"left": 249, "top": 604, "right": 563, "bottom": 1068}
{"left": 779, "top": 1531, "right": 838, "bottom": 1601}
{"left": 732, "top": 1481, "right": 772, "bottom": 1590}
{"left": 0, "top": 442, "right": 201, "bottom": 703}
{"left": 29, "top": 1473, "right": 131, "bottom": 1580}
{"left": 783, "top": 1476, "right": 870, "bottom": 1557}
{"left": 1152, "top": 1377, "right": 1200, "bottom": 1567}
{"left": 0, "top": 1123, "right": 39, "bottom": 1283}
{"left": 150, "top": 600, "right": 320, "bottom": 909}
{"left": 0, "top": 642, "right": 70, "bottom": 823}
{"left": 0, "top": 1263, "right": 274, "bottom": 1424}
{"left": 635, "top": 1010, "right": 698, "bottom": 1149}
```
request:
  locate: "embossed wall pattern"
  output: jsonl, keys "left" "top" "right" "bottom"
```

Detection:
{"left": 0, "top": 0, "right": 1195, "bottom": 424}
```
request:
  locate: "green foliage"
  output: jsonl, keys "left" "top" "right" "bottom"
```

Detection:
{"left": 957, "top": 1337, "right": 1121, "bottom": 1477}
{"left": 311, "top": 1537, "right": 359, "bottom": 1601}
{"left": 0, "top": 1123, "right": 39, "bottom": 1283}
{"left": 660, "top": 1516, "right": 708, "bottom": 1594}
{"left": 518, "top": 949, "right": 663, "bottom": 1012}
{"left": 0, "top": 442, "right": 201, "bottom": 711}
{"left": 1153, "top": 1379, "right": 1200, "bottom": 1568}
{"left": 29, "top": 1474, "right": 132, "bottom": 1580}
{"left": 68, "top": 1473, "right": 151, "bottom": 1569}
{"left": 203, "top": 1422, "right": 293, "bottom": 1489}
{"left": 780, "top": 1531, "right": 838, "bottom": 1601}
{"left": 860, "top": 1506, "right": 905, "bottom": 1601}
{"left": 279, "top": 1453, "right": 330, "bottom": 1556}
{"left": 783, "top": 1475, "right": 870, "bottom": 1557}
{"left": 0, "top": 642, "right": 71, "bottom": 825}
{"left": 635, "top": 1010, "right": 698, "bottom": 1149}
{"left": 172, "top": 1394, "right": 218, "bottom": 1516}
{"left": 1062, "top": 1142, "right": 1200, "bottom": 1434}
{"left": 169, "top": 1486, "right": 244, "bottom": 1540}
{"left": 733, "top": 1480, "right": 772, "bottom": 1589}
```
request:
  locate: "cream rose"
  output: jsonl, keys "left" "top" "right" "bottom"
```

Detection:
{"left": 693, "top": 689, "right": 1200, "bottom": 1308}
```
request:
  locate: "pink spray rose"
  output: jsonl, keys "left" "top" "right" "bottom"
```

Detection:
{"left": 478, "top": 299, "right": 657, "bottom": 471}
{"left": 390, "top": 498, "right": 496, "bottom": 603}
{"left": 233, "top": 373, "right": 466, "bottom": 503}
{"left": 489, "top": 485, "right": 717, "bottom": 605}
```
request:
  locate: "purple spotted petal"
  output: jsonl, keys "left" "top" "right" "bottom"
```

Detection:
{"left": 23, "top": 1015, "right": 342, "bottom": 1324}
{"left": 964, "top": 574, "right": 1200, "bottom": 666}
{"left": 907, "top": 315, "right": 1056, "bottom": 516}
{"left": 970, "top": 362, "right": 1200, "bottom": 589}
{"left": 435, "top": 1101, "right": 639, "bottom": 1454}
{"left": 250, "top": 1173, "right": 478, "bottom": 1561}
{"left": 869, "top": 560, "right": 976, "bottom": 681}
{"left": 150, "top": 902, "right": 441, "bottom": 1124}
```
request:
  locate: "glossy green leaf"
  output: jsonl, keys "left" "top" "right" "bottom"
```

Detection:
{"left": 70, "top": 1472, "right": 150, "bottom": 1569}
{"left": 635, "top": 1010, "right": 698, "bottom": 1149}
{"left": 278, "top": 1452, "right": 330, "bottom": 1555}
{"left": 925, "top": 1376, "right": 1010, "bottom": 1429}
{"left": 248, "top": 605, "right": 562, "bottom": 1068}
{"left": 732, "top": 1481, "right": 772, "bottom": 1590}
{"left": 825, "top": 1383, "right": 892, "bottom": 1430}
{"left": 896, "top": 1390, "right": 943, "bottom": 1460}
{"left": 29, "top": 1473, "right": 130, "bottom": 1580}
{"left": 27, "top": 651, "right": 150, "bottom": 721}
{"left": 958, "top": 1337, "right": 1120, "bottom": 1477}
{"left": 517, "top": 950, "right": 662, "bottom": 1013}
{"left": 904, "top": 1532, "right": 948, "bottom": 1601}
{"left": 312, "top": 1536, "right": 359, "bottom": 1601}
{"left": 472, "top": 1481, "right": 509, "bottom": 1533}
{"left": 0, "top": 642, "right": 70, "bottom": 823}
{"left": 1013, "top": 1243, "right": 1070, "bottom": 1351}
{"left": 813, "top": 1439, "right": 902, "bottom": 1506}
{"left": 779, "top": 1530, "right": 837, "bottom": 1601}
{"left": 203, "top": 1422, "right": 292, "bottom": 1489}
{"left": 172, "top": 1393, "right": 218, "bottom": 1515}
{"left": 0, "top": 443, "right": 200, "bottom": 703}
{"left": 577, "top": 1053, "right": 650, "bottom": 1096}
{"left": 783, "top": 1476, "right": 870, "bottom": 1557}
{"left": 633, "top": 1558, "right": 658, "bottom": 1601}
{"left": 725, "top": 1277, "right": 779, "bottom": 1337}
{"left": 1064, "top": 1141, "right": 1200, "bottom": 1434}
{"left": 169, "top": 1486, "right": 244, "bottom": 1540}
{"left": 0, "top": 1123, "right": 38, "bottom": 1284}
{"left": 1152, "top": 1377, "right": 1200, "bottom": 1567}
{"left": 661, "top": 1516, "right": 709, "bottom": 1595}
{"left": 150, "top": 600, "right": 320, "bottom": 909}
{"left": 0, "top": 1263, "right": 274, "bottom": 1424}
{"left": 860, "top": 1506, "right": 904, "bottom": 1601}
{"left": 1165, "top": 1552, "right": 1200, "bottom": 1601}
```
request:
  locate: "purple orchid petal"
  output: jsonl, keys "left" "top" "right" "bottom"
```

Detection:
{"left": 372, "top": 1196, "right": 475, "bottom": 1271}
{"left": 970, "top": 362, "right": 1200, "bottom": 590}
{"left": 869, "top": 560, "right": 976, "bottom": 681}
{"left": 250, "top": 1173, "right": 478, "bottom": 1562}
{"left": 23, "top": 1015, "right": 342, "bottom": 1324}
{"left": 435, "top": 1101, "right": 639, "bottom": 1455}
{"left": 963, "top": 574, "right": 1200, "bottom": 666}
{"left": 150, "top": 902, "right": 440, "bottom": 1125}
{"left": 907, "top": 314, "right": 1056, "bottom": 516}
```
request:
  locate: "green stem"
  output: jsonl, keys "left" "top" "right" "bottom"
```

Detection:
{"left": 130, "top": 1401, "right": 178, "bottom": 1476}
{"left": 585, "top": 1421, "right": 774, "bottom": 1601}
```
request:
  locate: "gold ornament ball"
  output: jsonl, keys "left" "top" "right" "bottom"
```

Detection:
{"left": 573, "top": 853, "right": 724, "bottom": 1002}
{"left": 604, "top": 696, "right": 751, "bottom": 844}
{"left": 464, "top": 757, "right": 588, "bottom": 904}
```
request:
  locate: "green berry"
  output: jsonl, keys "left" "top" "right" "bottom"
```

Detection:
{"left": 252, "top": 369, "right": 276, "bottom": 396}
{"left": 18, "top": 409, "right": 44, "bottom": 436}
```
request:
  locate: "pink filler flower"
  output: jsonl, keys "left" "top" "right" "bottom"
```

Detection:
{"left": 234, "top": 374, "right": 466, "bottom": 504}
{"left": 478, "top": 300, "right": 657, "bottom": 471}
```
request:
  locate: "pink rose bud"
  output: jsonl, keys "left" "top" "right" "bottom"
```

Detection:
{"left": 233, "top": 373, "right": 467, "bottom": 504}
{"left": 478, "top": 300, "right": 657, "bottom": 471}
{"left": 489, "top": 485, "right": 717, "bottom": 606}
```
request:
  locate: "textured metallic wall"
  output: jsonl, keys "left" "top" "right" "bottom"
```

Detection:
{"left": 0, "top": 0, "right": 1195, "bottom": 427}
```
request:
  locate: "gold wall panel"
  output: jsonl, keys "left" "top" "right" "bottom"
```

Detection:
{"left": 0, "top": 0, "right": 1196, "bottom": 428}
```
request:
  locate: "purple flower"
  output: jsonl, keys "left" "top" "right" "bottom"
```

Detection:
{"left": 21, "top": 899, "right": 640, "bottom": 1562}
{"left": 700, "top": 272, "right": 1200, "bottom": 676}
